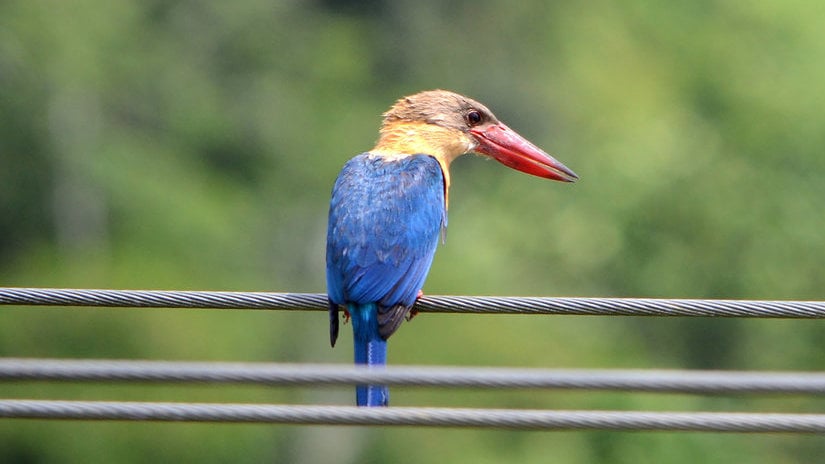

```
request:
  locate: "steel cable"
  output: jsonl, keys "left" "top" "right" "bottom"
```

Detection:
{"left": 3, "top": 359, "right": 825, "bottom": 395}
{"left": 1, "top": 400, "right": 824, "bottom": 432}
{"left": 2, "top": 287, "right": 825, "bottom": 318}
{"left": 3, "top": 287, "right": 825, "bottom": 431}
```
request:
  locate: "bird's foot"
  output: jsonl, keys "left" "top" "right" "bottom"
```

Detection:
{"left": 406, "top": 290, "right": 425, "bottom": 321}
{"left": 343, "top": 308, "right": 351, "bottom": 324}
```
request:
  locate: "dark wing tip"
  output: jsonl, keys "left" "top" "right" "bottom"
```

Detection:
{"left": 377, "top": 304, "right": 413, "bottom": 340}
{"left": 328, "top": 299, "right": 340, "bottom": 347}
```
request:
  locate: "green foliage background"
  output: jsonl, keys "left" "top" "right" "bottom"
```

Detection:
{"left": 2, "top": 1, "right": 825, "bottom": 462}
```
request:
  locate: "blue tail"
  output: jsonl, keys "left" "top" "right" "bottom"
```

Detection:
{"left": 350, "top": 303, "right": 389, "bottom": 407}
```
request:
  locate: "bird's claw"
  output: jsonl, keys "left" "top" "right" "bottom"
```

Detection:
{"left": 406, "top": 290, "right": 425, "bottom": 321}
{"left": 343, "top": 308, "right": 351, "bottom": 324}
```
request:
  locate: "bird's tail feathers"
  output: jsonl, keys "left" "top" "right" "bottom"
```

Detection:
{"left": 351, "top": 303, "right": 389, "bottom": 407}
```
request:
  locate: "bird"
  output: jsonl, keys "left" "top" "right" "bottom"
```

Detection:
{"left": 326, "top": 89, "right": 577, "bottom": 407}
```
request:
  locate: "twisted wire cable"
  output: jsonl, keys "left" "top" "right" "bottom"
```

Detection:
{"left": 0, "top": 287, "right": 325, "bottom": 311}
{"left": 1, "top": 400, "right": 824, "bottom": 432}
{"left": 4, "top": 287, "right": 825, "bottom": 431}
{"left": 2, "top": 287, "right": 825, "bottom": 318}
{"left": 3, "top": 358, "right": 825, "bottom": 395}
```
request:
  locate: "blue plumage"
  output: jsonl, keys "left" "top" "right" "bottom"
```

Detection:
{"left": 326, "top": 153, "right": 446, "bottom": 407}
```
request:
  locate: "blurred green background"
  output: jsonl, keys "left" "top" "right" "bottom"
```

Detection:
{"left": 2, "top": 0, "right": 825, "bottom": 462}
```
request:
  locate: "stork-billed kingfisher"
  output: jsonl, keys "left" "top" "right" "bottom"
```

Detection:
{"left": 326, "top": 90, "right": 577, "bottom": 407}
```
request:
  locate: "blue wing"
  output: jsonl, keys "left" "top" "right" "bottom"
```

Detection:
{"left": 326, "top": 153, "right": 446, "bottom": 341}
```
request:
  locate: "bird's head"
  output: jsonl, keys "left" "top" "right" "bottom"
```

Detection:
{"left": 375, "top": 89, "right": 578, "bottom": 183}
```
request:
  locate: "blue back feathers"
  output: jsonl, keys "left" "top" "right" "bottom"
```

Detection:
{"left": 326, "top": 153, "right": 446, "bottom": 340}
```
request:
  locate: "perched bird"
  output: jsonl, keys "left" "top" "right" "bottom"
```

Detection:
{"left": 326, "top": 90, "right": 577, "bottom": 406}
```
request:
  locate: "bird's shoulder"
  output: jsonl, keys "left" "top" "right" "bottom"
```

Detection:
{"left": 330, "top": 152, "right": 445, "bottom": 225}
{"left": 331, "top": 152, "right": 445, "bottom": 204}
{"left": 340, "top": 152, "right": 443, "bottom": 179}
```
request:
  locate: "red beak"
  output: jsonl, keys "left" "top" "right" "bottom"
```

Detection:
{"left": 470, "top": 123, "right": 578, "bottom": 182}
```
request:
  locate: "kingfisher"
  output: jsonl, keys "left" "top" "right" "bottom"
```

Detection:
{"left": 326, "top": 90, "right": 577, "bottom": 407}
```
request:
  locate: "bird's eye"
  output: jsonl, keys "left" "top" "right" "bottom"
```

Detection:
{"left": 466, "top": 110, "right": 482, "bottom": 126}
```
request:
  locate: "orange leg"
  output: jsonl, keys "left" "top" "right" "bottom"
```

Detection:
{"left": 406, "top": 290, "right": 424, "bottom": 321}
